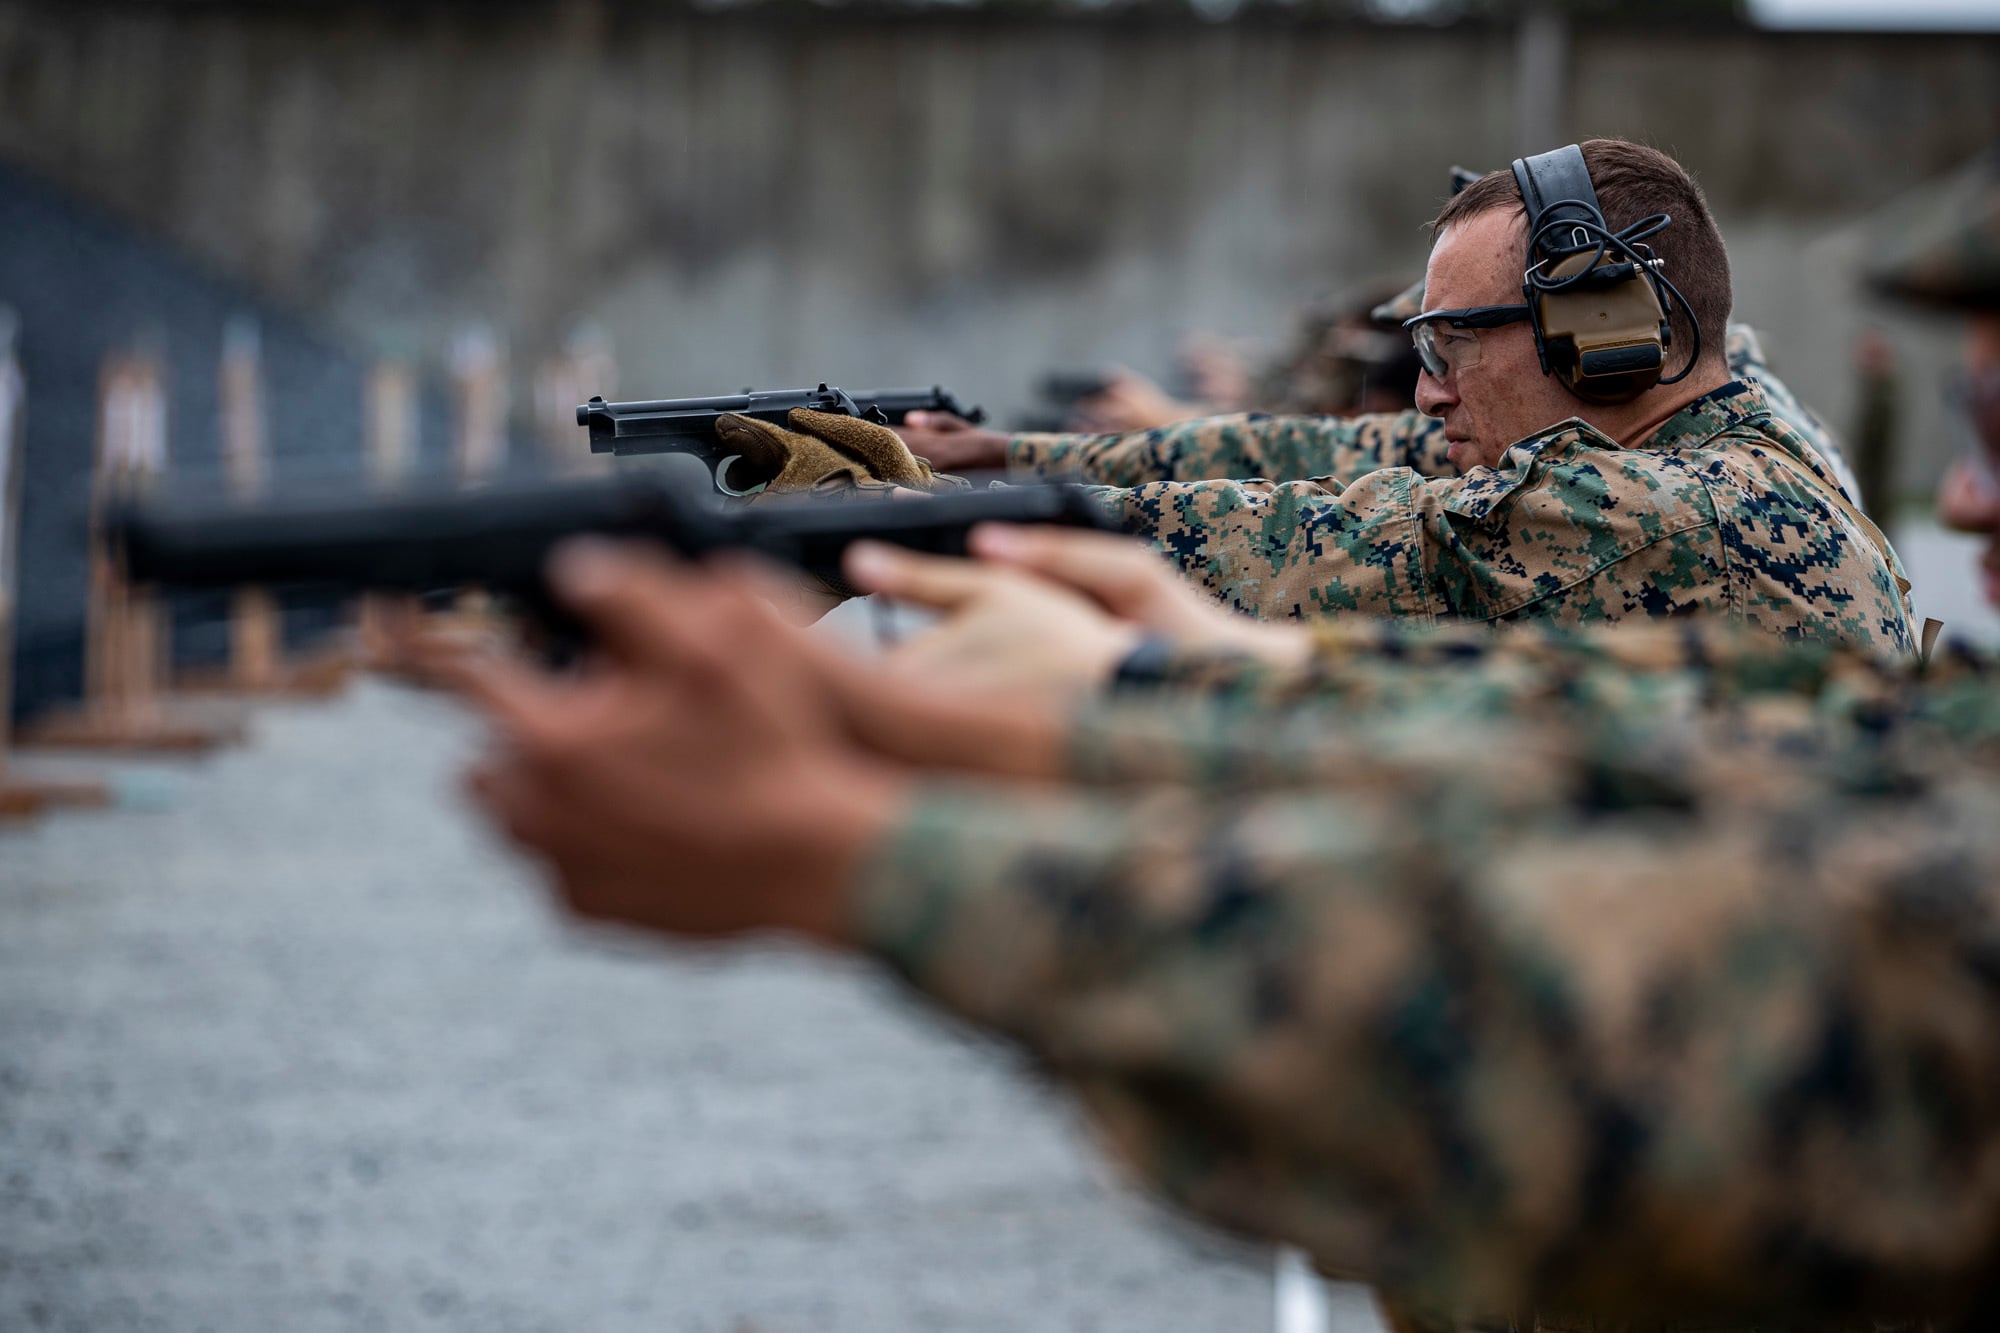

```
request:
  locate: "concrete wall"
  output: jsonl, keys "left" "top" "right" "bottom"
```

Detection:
{"left": 0, "top": 3, "right": 1996, "bottom": 499}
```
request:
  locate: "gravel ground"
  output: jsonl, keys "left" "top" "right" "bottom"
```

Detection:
{"left": 0, "top": 681, "right": 1285, "bottom": 1333}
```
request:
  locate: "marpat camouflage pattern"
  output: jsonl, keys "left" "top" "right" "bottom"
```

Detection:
{"left": 1006, "top": 325, "right": 1861, "bottom": 500}
{"left": 1022, "top": 377, "right": 1911, "bottom": 655}
{"left": 852, "top": 621, "right": 2000, "bottom": 1329}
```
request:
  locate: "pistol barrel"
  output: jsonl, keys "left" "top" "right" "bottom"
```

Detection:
{"left": 111, "top": 478, "right": 1112, "bottom": 603}
{"left": 576, "top": 383, "right": 985, "bottom": 460}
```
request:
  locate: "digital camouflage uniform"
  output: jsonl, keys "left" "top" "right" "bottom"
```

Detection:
{"left": 1006, "top": 331, "right": 1909, "bottom": 655}
{"left": 1064, "top": 616, "right": 1955, "bottom": 790}
{"left": 1005, "top": 326, "right": 1859, "bottom": 501}
{"left": 843, "top": 161, "right": 1997, "bottom": 1330}
{"left": 849, "top": 621, "right": 2000, "bottom": 1330}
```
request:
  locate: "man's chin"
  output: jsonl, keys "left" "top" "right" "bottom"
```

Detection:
{"left": 1445, "top": 438, "right": 1477, "bottom": 473}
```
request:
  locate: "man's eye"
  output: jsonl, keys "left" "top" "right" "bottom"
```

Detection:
{"left": 1442, "top": 331, "right": 1478, "bottom": 348}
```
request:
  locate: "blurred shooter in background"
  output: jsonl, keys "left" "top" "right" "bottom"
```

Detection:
{"left": 905, "top": 140, "right": 1911, "bottom": 653}
{"left": 1870, "top": 151, "right": 2000, "bottom": 606}
{"left": 1044, "top": 284, "right": 1426, "bottom": 435}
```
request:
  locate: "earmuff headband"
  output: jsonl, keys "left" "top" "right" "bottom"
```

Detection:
{"left": 1511, "top": 145, "right": 1605, "bottom": 254}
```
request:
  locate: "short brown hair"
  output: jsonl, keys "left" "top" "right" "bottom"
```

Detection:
{"left": 1433, "top": 139, "right": 1731, "bottom": 368}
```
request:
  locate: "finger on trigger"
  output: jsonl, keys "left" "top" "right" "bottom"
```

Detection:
{"left": 965, "top": 522, "right": 1028, "bottom": 561}
{"left": 843, "top": 541, "right": 995, "bottom": 610}
{"left": 967, "top": 525, "right": 1159, "bottom": 613}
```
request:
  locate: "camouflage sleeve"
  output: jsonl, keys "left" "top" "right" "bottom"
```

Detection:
{"left": 1097, "top": 471, "right": 1451, "bottom": 622}
{"left": 1006, "top": 409, "right": 1451, "bottom": 488}
{"left": 1096, "top": 618, "right": 1849, "bottom": 715}
{"left": 850, "top": 760, "right": 2000, "bottom": 1325}
{"left": 1095, "top": 619, "right": 1725, "bottom": 712}
{"left": 1069, "top": 623, "right": 1990, "bottom": 793}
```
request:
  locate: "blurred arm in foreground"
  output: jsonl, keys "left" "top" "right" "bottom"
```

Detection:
{"left": 429, "top": 535, "right": 2000, "bottom": 1331}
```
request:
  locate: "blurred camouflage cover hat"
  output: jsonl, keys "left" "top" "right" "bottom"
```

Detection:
{"left": 1864, "top": 148, "right": 2000, "bottom": 312}
{"left": 1370, "top": 276, "right": 1427, "bottom": 327}
{"left": 1370, "top": 166, "right": 1491, "bottom": 326}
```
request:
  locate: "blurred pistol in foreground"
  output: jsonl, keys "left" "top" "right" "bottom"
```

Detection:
{"left": 577, "top": 383, "right": 986, "bottom": 492}
{"left": 109, "top": 473, "right": 1108, "bottom": 642}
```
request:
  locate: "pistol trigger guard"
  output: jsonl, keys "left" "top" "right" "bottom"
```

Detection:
{"left": 712, "top": 455, "right": 768, "bottom": 499}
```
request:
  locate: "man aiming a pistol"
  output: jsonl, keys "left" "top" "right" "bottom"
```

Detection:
{"left": 901, "top": 140, "right": 1912, "bottom": 655}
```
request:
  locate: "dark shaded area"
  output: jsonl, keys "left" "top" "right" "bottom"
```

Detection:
{"left": 45, "top": 0, "right": 1753, "bottom": 21}
{"left": 0, "top": 163, "right": 455, "bottom": 721}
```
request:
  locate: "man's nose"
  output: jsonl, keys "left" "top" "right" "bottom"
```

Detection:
{"left": 1414, "top": 368, "right": 1454, "bottom": 420}
{"left": 1937, "top": 456, "right": 2000, "bottom": 533}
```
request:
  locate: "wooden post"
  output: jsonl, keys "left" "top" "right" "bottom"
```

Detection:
{"left": 451, "top": 324, "right": 507, "bottom": 484}
{"left": 356, "top": 360, "right": 421, "bottom": 666}
{"left": 88, "top": 350, "right": 172, "bottom": 722}
{"left": 366, "top": 359, "right": 417, "bottom": 487}
{"left": 221, "top": 315, "right": 281, "bottom": 691}
{"left": 20, "top": 341, "right": 240, "bottom": 751}
{"left": 447, "top": 325, "right": 506, "bottom": 626}
{"left": 533, "top": 323, "right": 616, "bottom": 473}
{"left": 167, "top": 314, "right": 353, "bottom": 698}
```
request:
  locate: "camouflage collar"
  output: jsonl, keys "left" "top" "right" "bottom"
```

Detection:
{"left": 1497, "top": 380, "right": 1767, "bottom": 472}
{"left": 1636, "top": 378, "right": 1767, "bottom": 453}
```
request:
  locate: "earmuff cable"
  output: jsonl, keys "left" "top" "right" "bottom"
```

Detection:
{"left": 1524, "top": 205, "right": 1705, "bottom": 386}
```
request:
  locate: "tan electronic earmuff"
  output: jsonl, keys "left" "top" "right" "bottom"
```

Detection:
{"left": 1512, "top": 145, "right": 1699, "bottom": 406}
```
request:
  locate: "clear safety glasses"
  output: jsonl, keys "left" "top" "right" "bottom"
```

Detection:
{"left": 1404, "top": 304, "right": 1533, "bottom": 380}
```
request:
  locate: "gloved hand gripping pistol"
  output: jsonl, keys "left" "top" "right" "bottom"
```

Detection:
{"left": 577, "top": 384, "right": 986, "bottom": 495}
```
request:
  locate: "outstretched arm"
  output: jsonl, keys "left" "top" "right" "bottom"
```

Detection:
{"left": 429, "top": 545, "right": 2000, "bottom": 1327}
{"left": 1010, "top": 409, "right": 1451, "bottom": 488}
{"left": 857, "top": 772, "right": 2000, "bottom": 1326}
{"left": 893, "top": 408, "right": 1452, "bottom": 488}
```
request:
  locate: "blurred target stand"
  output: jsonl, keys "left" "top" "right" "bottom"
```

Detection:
{"left": 12, "top": 333, "right": 247, "bottom": 756}
{"left": 173, "top": 316, "right": 355, "bottom": 700}
{"left": 0, "top": 165, "right": 617, "bottom": 820}
{"left": 533, "top": 323, "right": 617, "bottom": 475}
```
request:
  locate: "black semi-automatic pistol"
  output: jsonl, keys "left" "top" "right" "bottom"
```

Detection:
{"left": 576, "top": 383, "right": 987, "bottom": 493}
{"left": 111, "top": 472, "right": 1106, "bottom": 647}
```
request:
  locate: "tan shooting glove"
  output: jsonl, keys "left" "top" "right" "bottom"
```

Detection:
{"left": 714, "top": 407, "right": 968, "bottom": 498}
{"left": 714, "top": 407, "right": 968, "bottom": 607}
